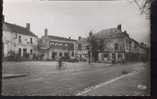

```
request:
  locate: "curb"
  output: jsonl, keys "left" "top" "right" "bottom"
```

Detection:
{"left": 3, "top": 74, "right": 27, "bottom": 79}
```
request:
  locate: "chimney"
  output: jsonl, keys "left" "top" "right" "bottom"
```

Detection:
{"left": 68, "top": 37, "right": 71, "bottom": 39}
{"left": 78, "top": 36, "right": 81, "bottom": 40}
{"left": 117, "top": 24, "right": 122, "bottom": 31}
{"left": 124, "top": 30, "right": 129, "bottom": 37}
{"left": 44, "top": 28, "right": 48, "bottom": 36}
{"left": 26, "top": 23, "right": 30, "bottom": 31}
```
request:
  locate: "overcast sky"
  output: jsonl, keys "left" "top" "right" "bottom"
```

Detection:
{"left": 3, "top": 0, "right": 150, "bottom": 44}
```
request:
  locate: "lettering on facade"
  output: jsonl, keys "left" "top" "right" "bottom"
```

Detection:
{"left": 49, "top": 41, "right": 74, "bottom": 50}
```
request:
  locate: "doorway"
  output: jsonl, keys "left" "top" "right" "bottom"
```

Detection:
{"left": 52, "top": 52, "right": 57, "bottom": 60}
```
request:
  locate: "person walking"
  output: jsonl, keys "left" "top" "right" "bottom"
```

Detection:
{"left": 58, "top": 56, "right": 62, "bottom": 70}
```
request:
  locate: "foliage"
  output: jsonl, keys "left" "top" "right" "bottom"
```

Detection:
{"left": 4, "top": 51, "right": 20, "bottom": 61}
{"left": 4, "top": 51, "right": 32, "bottom": 61}
{"left": 87, "top": 31, "right": 105, "bottom": 62}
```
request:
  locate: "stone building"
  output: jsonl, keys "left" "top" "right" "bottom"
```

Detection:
{"left": 90, "top": 24, "right": 147, "bottom": 63}
{"left": 3, "top": 22, "right": 38, "bottom": 59}
{"left": 38, "top": 29, "right": 77, "bottom": 60}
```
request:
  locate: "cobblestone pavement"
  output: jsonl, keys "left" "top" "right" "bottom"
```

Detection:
{"left": 2, "top": 61, "right": 149, "bottom": 96}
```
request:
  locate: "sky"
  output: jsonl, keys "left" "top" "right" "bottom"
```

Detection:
{"left": 3, "top": 0, "right": 150, "bottom": 44}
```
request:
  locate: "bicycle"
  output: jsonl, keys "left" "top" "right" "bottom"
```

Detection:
{"left": 56, "top": 62, "right": 67, "bottom": 70}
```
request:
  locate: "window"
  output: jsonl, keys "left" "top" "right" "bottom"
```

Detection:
{"left": 19, "top": 36, "right": 21, "bottom": 43}
{"left": 65, "top": 44, "right": 68, "bottom": 47}
{"left": 23, "top": 48, "right": 27, "bottom": 57}
{"left": 18, "top": 48, "right": 21, "bottom": 56}
{"left": 72, "top": 51, "right": 74, "bottom": 56}
{"left": 51, "top": 52, "right": 57, "bottom": 59}
{"left": 30, "top": 38, "right": 33, "bottom": 44}
{"left": 78, "top": 44, "right": 82, "bottom": 50}
{"left": 118, "top": 53, "right": 122, "bottom": 58}
{"left": 114, "top": 43, "right": 118, "bottom": 50}
{"left": 30, "top": 49, "right": 33, "bottom": 55}
{"left": 104, "top": 53, "right": 108, "bottom": 57}
{"left": 59, "top": 52, "right": 62, "bottom": 57}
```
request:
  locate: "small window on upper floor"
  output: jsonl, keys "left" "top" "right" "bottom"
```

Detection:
{"left": 114, "top": 43, "right": 118, "bottom": 50}
{"left": 30, "top": 38, "right": 33, "bottom": 44}
{"left": 30, "top": 49, "right": 33, "bottom": 55}
{"left": 19, "top": 36, "right": 21, "bottom": 43}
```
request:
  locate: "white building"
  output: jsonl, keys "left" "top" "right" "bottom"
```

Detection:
{"left": 38, "top": 28, "right": 77, "bottom": 60}
{"left": 3, "top": 22, "right": 38, "bottom": 59}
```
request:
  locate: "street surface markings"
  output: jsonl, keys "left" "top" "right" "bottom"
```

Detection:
{"left": 76, "top": 71, "right": 138, "bottom": 96}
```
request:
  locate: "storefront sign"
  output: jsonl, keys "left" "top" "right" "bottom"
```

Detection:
{"left": 49, "top": 41, "right": 74, "bottom": 50}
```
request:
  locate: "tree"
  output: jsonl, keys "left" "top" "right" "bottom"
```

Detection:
{"left": 129, "top": 0, "right": 154, "bottom": 19}
{"left": 87, "top": 31, "right": 104, "bottom": 62}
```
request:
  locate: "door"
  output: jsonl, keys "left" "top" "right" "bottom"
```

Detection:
{"left": 18, "top": 48, "right": 21, "bottom": 56}
{"left": 112, "top": 53, "right": 115, "bottom": 63}
{"left": 51, "top": 52, "right": 57, "bottom": 59}
{"left": 23, "top": 48, "right": 27, "bottom": 57}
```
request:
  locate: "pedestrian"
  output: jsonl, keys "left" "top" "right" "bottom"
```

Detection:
{"left": 58, "top": 56, "right": 62, "bottom": 70}
{"left": 112, "top": 58, "right": 115, "bottom": 64}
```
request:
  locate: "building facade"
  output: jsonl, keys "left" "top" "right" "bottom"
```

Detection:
{"left": 3, "top": 22, "right": 38, "bottom": 59}
{"left": 75, "top": 36, "right": 89, "bottom": 61}
{"left": 38, "top": 29, "right": 77, "bottom": 60}
{"left": 85, "top": 24, "right": 147, "bottom": 63}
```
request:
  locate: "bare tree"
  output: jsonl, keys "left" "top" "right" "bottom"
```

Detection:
{"left": 129, "top": 0, "right": 154, "bottom": 18}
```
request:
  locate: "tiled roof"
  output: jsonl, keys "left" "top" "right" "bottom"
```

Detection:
{"left": 47, "top": 35, "right": 77, "bottom": 42}
{"left": 3, "top": 22, "right": 37, "bottom": 37}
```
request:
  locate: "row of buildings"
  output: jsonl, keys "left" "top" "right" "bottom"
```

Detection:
{"left": 2, "top": 21, "right": 149, "bottom": 63}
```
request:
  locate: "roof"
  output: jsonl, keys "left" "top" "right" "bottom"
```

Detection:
{"left": 94, "top": 27, "right": 127, "bottom": 39}
{"left": 3, "top": 22, "right": 37, "bottom": 37}
{"left": 47, "top": 35, "right": 77, "bottom": 42}
{"left": 77, "top": 37, "right": 89, "bottom": 45}
{"left": 78, "top": 37, "right": 87, "bottom": 42}
{"left": 97, "top": 28, "right": 121, "bottom": 35}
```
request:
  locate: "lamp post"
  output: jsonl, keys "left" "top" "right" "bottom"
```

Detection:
{"left": 87, "top": 46, "right": 91, "bottom": 64}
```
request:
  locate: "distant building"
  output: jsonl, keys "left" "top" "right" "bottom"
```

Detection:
{"left": 75, "top": 36, "right": 89, "bottom": 61}
{"left": 38, "top": 29, "right": 77, "bottom": 60}
{"left": 3, "top": 22, "right": 38, "bottom": 59}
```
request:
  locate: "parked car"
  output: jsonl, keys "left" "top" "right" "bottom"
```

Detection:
{"left": 80, "top": 58, "right": 87, "bottom": 62}
{"left": 68, "top": 57, "right": 79, "bottom": 62}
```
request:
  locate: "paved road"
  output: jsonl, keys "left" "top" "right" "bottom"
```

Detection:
{"left": 2, "top": 61, "right": 147, "bottom": 96}
{"left": 79, "top": 66, "right": 149, "bottom": 96}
